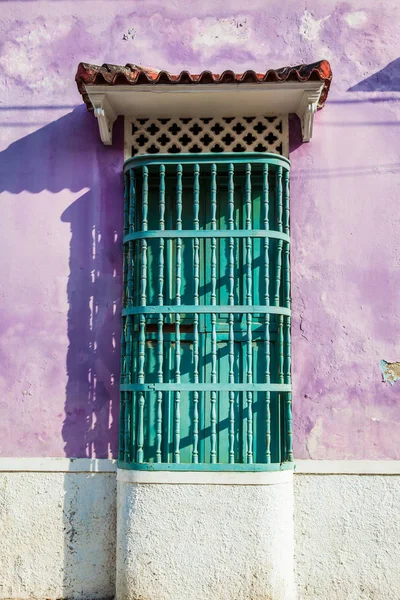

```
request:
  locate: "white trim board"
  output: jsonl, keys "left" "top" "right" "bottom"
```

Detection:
{"left": 295, "top": 460, "right": 400, "bottom": 475}
{"left": 117, "top": 468, "right": 293, "bottom": 486}
{"left": 0, "top": 458, "right": 399, "bottom": 475}
{"left": 86, "top": 81, "right": 324, "bottom": 144}
{"left": 0, "top": 457, "right": 117, "bottom": 473}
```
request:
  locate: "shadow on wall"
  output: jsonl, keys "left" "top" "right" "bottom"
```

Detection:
{"left": 0, "top": 105, "right": 122, "bottom": 596}
{"left": 0, "top": 105, "right": 123, "bottom": 458}
{"left": 348, "top": 57, "right": 400, "bottom": 92}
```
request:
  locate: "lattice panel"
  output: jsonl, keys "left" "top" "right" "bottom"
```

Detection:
{"left": 124, "top": 116, "right": 288, "bottom": 159}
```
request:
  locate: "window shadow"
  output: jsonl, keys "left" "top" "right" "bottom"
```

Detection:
{"left": 288, "top": 114, "right": 304, "bottom": 154}
{"left": 0, "top": 104, "right": 123, "bottom": 596}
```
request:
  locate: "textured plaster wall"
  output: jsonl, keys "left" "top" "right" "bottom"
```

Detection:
{"left": 0, "top": 471, "right": 116, "bottom": 599}
{"left": 294, "top": 475, "right": 400, "bottom": 599}
{"left": 0, "top": 0, "right": 399, "bottom": 459}
{"left": 117, "top": 478, "right": 296, "bottom": 600}
{"left": 3, "top": 471, "right": 400, "bottom": 600}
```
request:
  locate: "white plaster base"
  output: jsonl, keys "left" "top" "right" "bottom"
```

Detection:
{"left": 116, "top": 470, "right": 296, "bottom": 600}
{"left": 294, "top": 474, "right": 400, "bottom": 600}
{"left": 0, "top": 467, "right": 116, "bottom": 600}
{"left": 2, "top": 461, "right": 400, "bottom": 600}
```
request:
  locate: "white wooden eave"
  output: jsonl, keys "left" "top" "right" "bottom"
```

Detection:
{"left": 86, "top": 81, "right": 325, "bottom": 146}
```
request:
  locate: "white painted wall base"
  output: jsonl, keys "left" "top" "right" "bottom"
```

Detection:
{"left": 116, "top": 470, "right": 296, "bottom": 600}
{"left": 294, "top": 474, "right": 400, "bottom": 600}
{"left": 0, "top": 464, "right": 116, "bottom": 600}
{"left": 1, "top": 459, "right": 400, "bottom": 600}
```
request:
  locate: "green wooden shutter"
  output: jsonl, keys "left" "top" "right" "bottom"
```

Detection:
{"left": 119, "top": 153, "right": 292, "bottom": 470}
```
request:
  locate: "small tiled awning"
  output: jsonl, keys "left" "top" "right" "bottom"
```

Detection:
{"left": 75, "top": 60, "right": 332, "bottom": 145}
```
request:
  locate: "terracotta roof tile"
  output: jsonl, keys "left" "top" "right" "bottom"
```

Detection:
{"left": 76, "top": 60, "right": 332, "bottom": 112}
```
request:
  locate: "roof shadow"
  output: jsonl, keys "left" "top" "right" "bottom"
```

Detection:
{"left": 348, "top": 57, "right": 400, "bottom": 92}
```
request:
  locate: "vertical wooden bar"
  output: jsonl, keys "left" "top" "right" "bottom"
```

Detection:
{"left": 137, "top": 165, "right": 148, "bottom": 463}
{"left": 275, "top": 165, "right": 283, "bottom": 306}
{"left": 174, "top": 312, "right": 181, "bottom": 464}
{"left": 123, "top": 172, "right": 129, "bottom": 237}
{"left": 127, "top": 169, "right": 137, "bottom": 462}
{"left": 156, "top": 164, "right": 165, "bottom": 463}
{"left": 129, "top": 169, "right": 135, "bottom": 234}
{"left": 210, "top": 163, "right": 217, "bottom": 463}
{"left": 245, "top": 163, "right": 253, "bottom": 464}
{"left": 283, "top": 168, "right": 293, "bottom": 461}
{"left": 123, "top": 172, "right": 129, "bottom": 308}
{"left": 137, "top": 315, "right": 145, "bottom": 463}
{"left": 119, "top": 318, "right": 126, "bottom": 462}
{"left": 120, "top": 172, "right": 129, "bottom": 462}
{"left": 126, "top": 171, "right": 135, "bottom": 309}
{"left": 122, "top": 245, "right": 128, "bottom": 311}
{"left": 228, "top": 163, "right": 235, "bottom": 463}
{"left": 263, "top": 163, "right": 271, "bottom": 463}
{"left": 124, "top": 315, "right": 133, "bottom": 463}
{"left": 276, "top": 165, "right": 283, "bottom": 461}
{"left": 192, "top": 164, "right": 200, "bottom": 463}
{"left": 174, "top": 164, "right": 183, "bottom": 463}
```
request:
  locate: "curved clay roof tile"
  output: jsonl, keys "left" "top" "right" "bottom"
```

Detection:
{"left": 76, "top": 60, "right": 332, "bottom": 112}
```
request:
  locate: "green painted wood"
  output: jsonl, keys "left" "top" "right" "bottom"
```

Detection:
{"left": 192, "top": 163, "right": 200, "bottom": 464}
{"left": 283, "top": 168, "right": 293, "bottom": 462}
{"left": 124, "top": 230, "right": 290, "bottom": 241}
{"left": 121, "top": 383, "right": 292, "bottom": 392}
{"left": 124, "top": 152, "right": 290, "bottom": 172}
{"left": 119, "top": 154, "right": 291, "bottom": 469}
{"left": 228, "top": 163, "right": 235, "bottom": 463}
{"left": 122, "top": 305, "right": 291, "bottom": 315}
{"left": 118, "top": 461, "right": 294, "bottom": 472}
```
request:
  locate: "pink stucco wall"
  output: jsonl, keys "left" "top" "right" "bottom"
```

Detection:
{"left": 0, "top": 0, "right": 399, "bottom": 459}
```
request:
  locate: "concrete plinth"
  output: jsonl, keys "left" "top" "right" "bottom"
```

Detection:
{"left": 116, "top": 469, "right": 296, "bottom": 600}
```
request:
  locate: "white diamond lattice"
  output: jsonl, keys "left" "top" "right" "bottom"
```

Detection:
{"left": 124, "top": 116, "right": 288, "bottom": 159}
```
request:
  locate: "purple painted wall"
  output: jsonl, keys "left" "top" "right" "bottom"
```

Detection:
{"left": 0, "top": 0, "right": 399, "bottom": 459}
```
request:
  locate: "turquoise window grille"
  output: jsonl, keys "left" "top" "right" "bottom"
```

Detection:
{"left": 119, "top": 153, "right": 292, "bottom": 471}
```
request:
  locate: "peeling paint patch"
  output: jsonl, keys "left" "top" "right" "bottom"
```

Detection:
{"left": 299, "top": 10, "right": 330, "bottom": 41}
{"left": 192, "top": 17, "right": 251, "bottom": 50}
{"left": 122, "top": 28, "right": 136, "bottom": 41}
{"left": 379, "top": 360, "right": 400, "bottom": 385}
{"left": 344, "top": 11, "right": 368, "bottom": 28}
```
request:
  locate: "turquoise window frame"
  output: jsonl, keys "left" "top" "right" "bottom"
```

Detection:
{"left": 119, "top": 153, "right": 292, "bottom": 471}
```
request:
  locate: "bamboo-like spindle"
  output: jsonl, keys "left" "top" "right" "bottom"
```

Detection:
{"left": 137, "top": 166, "right": 148, "bottom": 463}
{"left": 129, "top": 169, "right": 135, "bottom": 234}
{"left": 192, "top": 164, "right": 200, "bottom": 463}
{"left": 263, "top": 163, "right": 271, "bottom": 463}
{"left": 174, "top": 164, "right": 183, "bottom": 463}
{"left": 137, "top": 314, "right": 145, "bottom": 463}
{"left": 245, "top": 163, "right": 253, "bottom": 463}
{"left": 122, "top": 173, "right": 129, "bottom": 308}
{"left": 210, "top": 164, "right": 217, "bottom": 463}
{"left": 228, "top": 163, "right": 235, "bottom": 463}
{"left": 119, "top": 317, "right": 127, "bottom": 461}
{"left": 283, "top": 169, "right": 293, "bottom": 461}
{"left": 275, "top": 166, "right": 284, "bottom": 461}
{"left": 156, "top": 165, "right": 165, "bottom": 462}
{"left": 121, "top": 173, "right": 129, "bottom": 461}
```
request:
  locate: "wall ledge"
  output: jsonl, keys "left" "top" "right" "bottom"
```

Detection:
{"left": 0, "top": 457, "right": 117, "bottom": 473}
{"left": 117, "top": 468, "right": 293, "bottom": 485}
{"left": 0, "top": 458, "right": 398, "bottom": 475}
{"left": 295, "top": 459, "right": 400, "bottom": 475}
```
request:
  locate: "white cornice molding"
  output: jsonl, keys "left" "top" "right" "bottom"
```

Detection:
{"left": 296, "top": 90, "right": 321, "bottom": 142}
{"left": 86, "top": 81, "right": 325, "bottom": 146}
{"left": 91, "top": 94, "right": 117, "bottom": 145}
